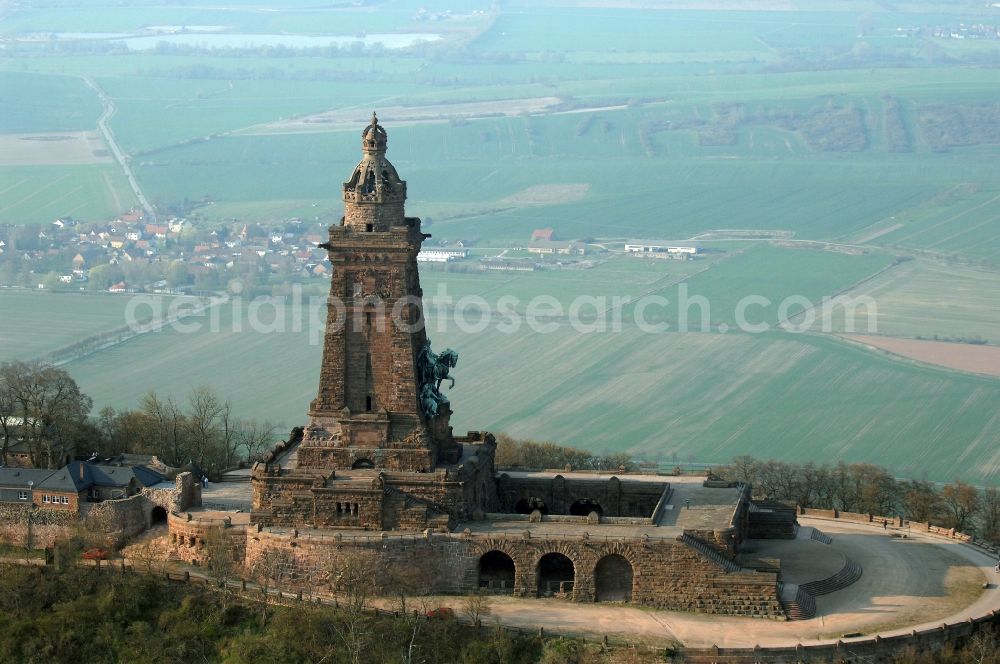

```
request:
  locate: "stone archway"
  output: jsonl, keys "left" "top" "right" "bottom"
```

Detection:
{"left": 352, "top": 458, "right": 375, "bottom": 469}
{"left": 537, "top": 552, "right": 575, "bottom": 597}
{"left": 478, "top": 550, "right": 516, "bottom": 594}
{"left": 594, "top": 554, "right": 633, "bottom": 602}
{"left": 150, "top": 505, "right": 168, "bottom": 526}
{"left": 569, "top": 499, "right": 603, "bottom": 517}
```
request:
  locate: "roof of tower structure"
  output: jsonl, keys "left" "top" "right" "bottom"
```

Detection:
{"left": 344, "top": 112, "right": 405, "bottom": 200}
{"left": 361, "top": 111, "right": 388, "bottom": 153}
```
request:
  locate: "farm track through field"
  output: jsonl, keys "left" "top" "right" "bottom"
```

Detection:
{"left": 82, "top": 76, "right": 155, "bottom": 221}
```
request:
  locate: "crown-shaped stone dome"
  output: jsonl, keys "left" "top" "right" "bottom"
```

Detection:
{"left": 342, "top": 113, "right": 407, "bottom": 231}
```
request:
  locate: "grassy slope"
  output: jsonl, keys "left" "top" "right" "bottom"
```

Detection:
{"left": 0, "top": 290, "right": 139, "bottom": 361}
{"left": 63, "top": 306, "right": 1000, "bottom": 485}
{"left": 48, "top": 249, "right": 999, "bottom": 484}
{"left": 829, "top": 259, "right": 1000, "bottom": 343}
{"left": 443, "top": 327, "right": 1000, "bottom": 485}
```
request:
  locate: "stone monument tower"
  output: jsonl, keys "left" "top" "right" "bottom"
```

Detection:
{"left": 297, "top": 114, "right": 459, "bottom": 473}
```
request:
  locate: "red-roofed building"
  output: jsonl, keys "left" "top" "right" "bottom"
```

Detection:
{"left": 531, "top": 228, "right": 554, "bottom": 242}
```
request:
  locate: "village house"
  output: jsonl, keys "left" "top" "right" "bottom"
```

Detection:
{"left": 32, "top": 461, "right": 166, "bottom": 513}
{"left": 0, "top": 468, "right": 55, "bottom": 505}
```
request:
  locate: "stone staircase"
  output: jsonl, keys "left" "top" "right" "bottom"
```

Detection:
{"left": 776, "top": 555, "right": 862, "bottom": 620}
{"left": 680, "top": 533, "right": 744, "bottom": 573}
{"left": 809, "top": 527, "right": 833, "bottom": 545}
{"left": 216, "top": 474, "right": 251, "bottom": 483}
{"left": 778, "top": 582, "right": 817, "bottom": 620}
{"left": 800, "top": 556, "right": 862, "bottom": 597}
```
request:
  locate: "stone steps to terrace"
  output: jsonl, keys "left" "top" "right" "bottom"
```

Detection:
{"left": 680, "top": 533, "right": 745, "bottom": 573}
{"left": 809, "top": 528, "right": 833, "bottom": 545}
{"left": 800, "top": 556, "right": 863, "bottom": 597}
{"left": 778, "top": 582, "right": 817, "bottom": 620}
{"left": 216, "top": 474, "right": 251, "bottom": 484}
{"left": 777, "top": 555, "right": 863, "bottom": 620}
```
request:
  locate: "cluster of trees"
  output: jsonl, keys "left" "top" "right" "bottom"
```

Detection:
{"left": 0, "top": 562, "right": 651, "bottom": 664}
{"left": 494, "top": 435, "right": 635, "bottom": 473}
{"left": 0, "top": 361, "right": 92, "bottom": 469}
{"left": 717, "top": 456, "right": 1000, "bottom": 541}
{"left": 0, "top": 361, "right": 277, "bottom": 473}
{"left": 96, "top": 387, "right": 278, "bottom": 473}
{"left": 919, "top": 104, "right": 1000, "bottom": 152}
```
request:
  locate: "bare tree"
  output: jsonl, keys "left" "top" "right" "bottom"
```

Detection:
{"left": 940, "top": 480, "right": 980, "bottom": 532}
{"left": 463, "top": 588, "right": 492, "bottom": 626}
{"left": 0, "top": 376, "right": 16, "bottom": 465}
{"left": 903, "top": 479, "right": 941, "bottom": 523}
{"left": 0, "top": 361, "right": 92, "bottom": 468}
{"left": 185, "top": 386, "right": 225, "bottom": 471}
{"left": 236, "top": 418, "right": 278, "bottom": 465}
{"left": 219, "top": 400, "right": 239, "bottom": 470}
{"left": 126, "top": 537, "right": 166, "bottom": 576}
{"left": 329, "top": 551, "right": 380, "bottom": 664}
{"left": 139, "top": 391, "right": 185, "bottom": 466}
{"left": 979, "top": 487, "right": 1000, "bottom": 544}
{"left": 729, "top": 455, "right": 759, "bottom": 486}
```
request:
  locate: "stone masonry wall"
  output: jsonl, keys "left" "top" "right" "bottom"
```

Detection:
{"left": 235, "top": 527, "right": 783, "bottom": 619}
{"left": 497, "top": 474, "right": 664, "bottom": 517}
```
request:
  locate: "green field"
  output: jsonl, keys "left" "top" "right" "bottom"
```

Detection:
{"left": 1, "top": 1, "right": 999, "bottom": 485}
{"left": 447, "top": 328, "right": 1000, "bottom": 486}
{"left": 0, "top": 290, "right": 139, "bottom": 361}
{"left": 0, "top": 71, "right": 102, "bottom": 133}
{"left": 624, "top": 244, "right": 896, "bottom": 329}
{"left": 20, "top": 246, "right": 992, "bottom": 485}
{"left": 851, "top": 183, "right": 1000, "bottom": 260}
{"left": 0, "top": 164, "right": 137, "bottom": 225}
{"left": 62, "top": 303, "right": 1000, "bottom": 486}
{"left": 830, "top": 259, "right": 1000, "bottom": 343}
